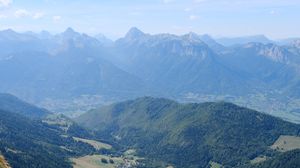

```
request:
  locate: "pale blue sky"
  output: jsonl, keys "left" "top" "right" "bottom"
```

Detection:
{"left": 0, "top": 0, "right": 299, "bottom": 40}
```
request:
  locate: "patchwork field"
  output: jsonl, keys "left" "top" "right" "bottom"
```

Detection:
{"left": 271, "top": 135, "right": 300, "bottom": 152}
{"left": 71, "top": 153, "right": 139, "bottom": 168}
{"left": 73, "top": 137, "right": 112, "bottom": 150}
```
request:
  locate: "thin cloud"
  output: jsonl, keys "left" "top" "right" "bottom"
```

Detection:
{"left": 15, "top": 9, "right": 30, "bottom": 18}
{"left": 184, "top": 8, "right": 192, "bottom": 12}
{"left": 0, "top": 14, "right": 7, "bottom": 18}
{"left": 52, "top": 15, "right": 61, "bottom": 22}
{"left": 0, "top": 0, "right": 12, "bottom": 7}
{"left": 189, "top": 15, "right": 198, "bottom": 20}
{"left": 33, "top": 12, "right": 44, "bottom": 19}
{"left": 163, "top": 0, "right": 174, "bottom": 4}
{"left": 129, "top": 11, "right": 141, "bottom": 16}
{"left": 194, "top": 0, "right": 206, "bottom": 3}
{"left": 270, "top": 10, "right": 276, "bottom": 15}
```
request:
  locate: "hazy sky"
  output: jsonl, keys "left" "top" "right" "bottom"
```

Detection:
{"left": 0, "top": 0, "right": 299, "bottom": 40}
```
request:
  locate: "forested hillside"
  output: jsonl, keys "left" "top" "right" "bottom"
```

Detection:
{"left": 0, "top": 94, "right": 104, "bottom": 168}
{"left": 76, "top": 97, "right": 300, "bottom": 167}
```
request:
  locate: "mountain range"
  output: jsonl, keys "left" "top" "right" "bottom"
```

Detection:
{"left": 0, "top": 27, "right": 300, "bottom": 122}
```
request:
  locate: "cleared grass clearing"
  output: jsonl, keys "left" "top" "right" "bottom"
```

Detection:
{"left": 73, "top": 137, "right": 112, "bottom": 150}
{"left": 71, "top": 154, "right": 138, "bottom": 168}
{"left": 250, "top": 155, "right": 267, "bottom": 164}
{"left": 124, "top": 149, "right": 136, "bottom": 155}
{"left": 71, "top": 155, "right": 121, "bottom": 168}
{"left": 271, "top": 135, "right": 300, "bottom": 152}
{"left": 209, "top": 161, "right": 223, "bottom": 168}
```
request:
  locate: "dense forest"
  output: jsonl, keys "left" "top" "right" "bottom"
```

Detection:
{"left": 0, "top": 94, "right": 105, "bottom": 168}
{"left": 254, "top": 149, "right": 300, "bottom": 168}
{"left": 76, "top": 97, "right": 300, "bottom": 168}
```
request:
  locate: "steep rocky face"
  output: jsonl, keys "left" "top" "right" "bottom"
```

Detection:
{"left": 216, "top": 35, "right": 273, "bottom": 46}
{"left": 242, "top": 43, "right": 289, "bottom": 63}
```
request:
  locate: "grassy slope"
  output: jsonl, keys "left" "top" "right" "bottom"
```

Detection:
{"left": 76, "top": 97, "right": 300, "bottom": 168}
{"left": 271, "top": 135, "right": 300, "bottom": 152}
{"left": 73, "top": 137, "right": 112, "bottom": 150}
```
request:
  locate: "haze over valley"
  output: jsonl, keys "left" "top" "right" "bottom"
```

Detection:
{"left": 1, "top": 27, "right": 300, "bottom": 122}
